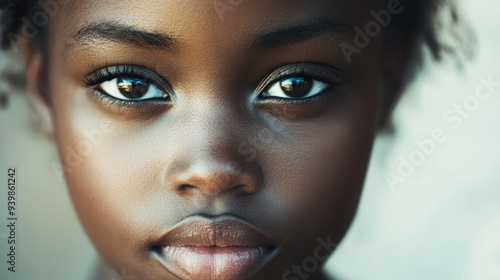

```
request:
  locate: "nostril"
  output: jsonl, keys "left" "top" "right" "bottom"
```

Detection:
{"left": 167, "top": 158, "right": 263, "bottom": 197}
{"left": 176, "top": 183, "right": 254, "bottom": 195}
{"left": 177, "top": 184, "right": 197, "bottom": 192}
{"left": 234, "top": 184, "right": 256, "bottom": 195}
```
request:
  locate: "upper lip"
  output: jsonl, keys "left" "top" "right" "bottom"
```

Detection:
{"left": 155, "top": 215, "right": 275, "bottom": 248}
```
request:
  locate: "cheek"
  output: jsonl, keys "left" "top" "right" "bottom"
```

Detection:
{"left": 49, "top": 80, "right": 169, "bottom": 270}
{"left": 273, "top": 126, "right": 373, "bottom": 234}
{"left": 254, "top": 88, "right": 379, "bottom": 258}
{"left": 52, "top": 114, "right": 188, "bottom": 276}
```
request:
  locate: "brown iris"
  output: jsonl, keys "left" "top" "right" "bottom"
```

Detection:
{"left": 280, "top": 77, "right": 313, "bottom": 98}
{"left": 117, "top": 77, "right": 150, "bottom": 99}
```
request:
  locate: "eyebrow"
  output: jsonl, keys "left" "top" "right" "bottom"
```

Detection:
{"left": 68, "top": 21, "right": 178, "bottom": 51}
{"left": 252, "top": 18, "right": 355, "bottom": 49}
{"left": 67, "top": 18, "right": 353, "bottom": 52}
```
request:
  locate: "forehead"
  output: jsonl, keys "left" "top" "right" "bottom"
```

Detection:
{"left": 53, "top": 0, "right": 369, "bottom": 42}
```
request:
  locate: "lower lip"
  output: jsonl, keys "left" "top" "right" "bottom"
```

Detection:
{"left": 156, "top": 246, "right": 276, "bottom": 280}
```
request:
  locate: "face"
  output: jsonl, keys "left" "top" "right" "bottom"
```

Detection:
{"left": 37, "top": 0, "right": 385, "bottom": 279}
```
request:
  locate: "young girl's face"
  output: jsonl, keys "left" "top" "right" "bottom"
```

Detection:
{"left": 35, "top": 0, "right": 386, "bottom": 279}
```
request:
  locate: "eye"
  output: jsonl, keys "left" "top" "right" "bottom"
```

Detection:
{"left": 84, "top": 66, "right": 172, "bottom": 104}
{"left": 261, "top": 77, "right": 330, "bottom": 100}
{"left": 98, "top": 77, "right": 168, "bottom": 101}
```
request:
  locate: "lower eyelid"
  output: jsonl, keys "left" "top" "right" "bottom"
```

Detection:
{"left": 90, "top": 88, "right": 171, "bottom": 110}
{"left": 262, "top": 79, "right": 332, "bottom": 98}
{"left": 259, "top": 86, "right": 337, "bottom": 105}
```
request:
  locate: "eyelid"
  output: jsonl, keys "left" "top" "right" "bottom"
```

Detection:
{"left": 90, "top": 90, "right": 171, "bottom": 109}
{"left": 256, "top": 63, "right": 344, "bottom": 94}
{"left": 83, "top": 65, "right": 173, "bottom": 94}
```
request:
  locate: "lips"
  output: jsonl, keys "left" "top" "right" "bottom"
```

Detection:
{"left": 152, "top": 216, "right": 278, "bottom": 280}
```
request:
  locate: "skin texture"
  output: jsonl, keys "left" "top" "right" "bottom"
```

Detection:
{"left": 23, "top": 0, "right": 408, "bottom": 279}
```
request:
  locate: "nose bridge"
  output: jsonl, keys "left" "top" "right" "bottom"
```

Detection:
{"left": 184, "top": 98, "right": 246, "bottom": 154}
{"left": 166, "top": 101, "right": 262, "bottom": 197}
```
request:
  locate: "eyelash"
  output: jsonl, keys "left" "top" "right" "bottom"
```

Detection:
{"left": 257, "top": 64, "right": 343, "bottom": 104}
{"left": 83, "top": 65, "right": 172, "bottom": 108}
{"left": 83, "top": 64, "right": 343, "bottom": 108}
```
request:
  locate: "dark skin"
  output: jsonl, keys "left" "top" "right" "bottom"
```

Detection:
{"left": 24, "top": 0, "right": 413, "bottom": 279}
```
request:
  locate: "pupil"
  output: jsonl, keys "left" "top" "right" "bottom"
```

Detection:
{"left": 117, "top": 78, "right": 150, "bottom": 99}
{"left": 280, "top": 77, "right": 313, "bottom": 98}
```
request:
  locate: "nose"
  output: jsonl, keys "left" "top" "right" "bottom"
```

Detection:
{"left": 164, "top": 103, "right": 263, "bottom": 198}
{"left": 167, "top": 156, "right": 262, "bottom": 197}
